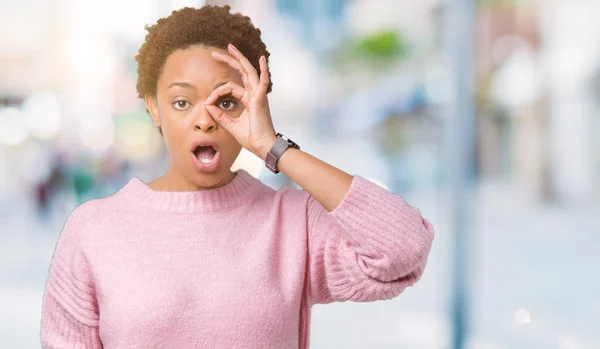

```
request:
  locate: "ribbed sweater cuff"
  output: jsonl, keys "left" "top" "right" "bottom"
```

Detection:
{"left": 46, "top": 254, "right": 99, "bottom": 327}
{"left": 41, "top": 293, "right": 102, "bottom": 349}
{"left": 325, "top": 234, "right": 419, "bottom": 302}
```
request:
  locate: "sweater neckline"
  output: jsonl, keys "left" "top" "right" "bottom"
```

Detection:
{"left": 121, "top": 170, "right": 262, "bottom": 214}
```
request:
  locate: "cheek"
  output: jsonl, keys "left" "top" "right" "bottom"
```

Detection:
{"left": 227, "top": 148, "right": 242, "bottom": 165}
{"left": 221, "top": 137, "right": 242, "bottom": 162}
{"left": 225, "top": 140, "right": 242, "bottom": 156}
{"left": 161, "top": 126, "right": 187, "bottom": 157}
{"left": 220, "top": 127, "right": 238, "bottom": 142}
{"left": 234, "top": 107, "right": 245, "bottom": 118}
{"left": 226, "top": 134, "right": 241, "bottom": 150}
{"left": 159, "top": 112, "right": 188, "bottom": 148}
{"left": 226, "top": 105, "right": 244, "bottom": 118}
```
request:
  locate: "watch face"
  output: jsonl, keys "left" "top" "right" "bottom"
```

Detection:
{"left": 276, "top": 133, "right": 299, "bottom": 150}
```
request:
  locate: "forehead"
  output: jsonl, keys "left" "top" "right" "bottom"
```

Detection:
{"left": 157, "top": 45, "right": 241, "bottom": 92}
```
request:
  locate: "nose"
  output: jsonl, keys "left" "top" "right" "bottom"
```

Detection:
{"left": 193, "top": 108, "right": 217, "bottom": 132}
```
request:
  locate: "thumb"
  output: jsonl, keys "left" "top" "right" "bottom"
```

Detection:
{"left": 205, "top": 105, "right": 235, "bottom": 131}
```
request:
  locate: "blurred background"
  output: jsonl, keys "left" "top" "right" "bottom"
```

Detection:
{"left": 1, "top": 0, "right": 599, "bottom": 348}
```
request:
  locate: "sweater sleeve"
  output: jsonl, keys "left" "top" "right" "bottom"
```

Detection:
{"left": 41, "top": 210, "right": 102, "bottom": 348}
{"left": 306, "top": 176, "right": 435, "bottom": 305}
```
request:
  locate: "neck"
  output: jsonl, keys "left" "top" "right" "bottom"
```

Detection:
{"left": 150, "top": 166, "right": 236, "bottom": 192}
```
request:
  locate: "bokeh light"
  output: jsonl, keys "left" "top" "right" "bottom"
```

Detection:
{"left": 514, "top": 309, "right": 532, "bottom": 325}
{"left": 113, "top": 112, "right": 160, "bottom": 161}
{"left": 22, "top": 91, "right": 62, "bottom": 140}
{"left": 78, "top": 119, "right": 116, "bottom": 152}
{"left": 0, "top": 107, "right": 29, "bottom": 146}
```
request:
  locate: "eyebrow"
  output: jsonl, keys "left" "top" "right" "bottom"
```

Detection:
{"left": 168, "top": 82, "right": 195, "bottom": 89}
{"left": 167, "top": 81, "right": 228, "bottom": 90}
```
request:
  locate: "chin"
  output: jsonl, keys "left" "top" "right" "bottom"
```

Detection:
{"left": 188, "top": 168, "right": 233, "bottom": 190}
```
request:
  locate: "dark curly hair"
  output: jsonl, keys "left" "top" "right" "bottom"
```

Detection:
{"left": 135, "top": 5, "right": 272, "bottom": 101}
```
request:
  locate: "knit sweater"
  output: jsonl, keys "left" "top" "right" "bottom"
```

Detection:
{"left": 40, "top": 169, "right": 434, "bottom": 349}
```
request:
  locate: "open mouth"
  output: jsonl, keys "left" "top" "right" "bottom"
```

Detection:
{"left": 193, "top": 145, "right": 217, "bottom": 164}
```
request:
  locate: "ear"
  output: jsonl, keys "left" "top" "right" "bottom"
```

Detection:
{"left": 144, "top": 95, "right": 161, "bottom": 127}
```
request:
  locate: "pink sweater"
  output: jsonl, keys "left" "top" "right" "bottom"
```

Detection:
{"left": 40, "top": 170, "right": 434, "bottom": 349}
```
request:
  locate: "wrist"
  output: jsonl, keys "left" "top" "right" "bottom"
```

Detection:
{"left": 254, "top": 135, "right": 277, "bottom": 161}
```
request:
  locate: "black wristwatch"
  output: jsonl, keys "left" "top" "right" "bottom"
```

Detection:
{"left": 265, "top": 133, "right": 300, "bottom": 174}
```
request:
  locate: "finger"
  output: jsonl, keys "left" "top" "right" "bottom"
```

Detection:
{"left": 205, "top": 105, "right": 236, "bottom": 131}
{"left": 227, "top": 44, "right": 259, "bottom": 89}
{"left": 255, "top": 56, "right": 270, "bottom": 98}
{"left": 205, "top": 82, "right": 246, "bottom": 106}
{"left": 250, "top": 56, "right": 270, "bottom": 109}
{"left": 212, "top": 51, "right": 252, "bottom": 91}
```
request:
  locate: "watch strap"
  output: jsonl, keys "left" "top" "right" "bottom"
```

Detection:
{"left": 265, "top": 133, "right": 299, "bottom": 174}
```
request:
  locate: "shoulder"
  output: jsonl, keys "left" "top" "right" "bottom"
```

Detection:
{"left": 61, "top": 188, "right": 127, "bottom": 239}
{"left": 67, "top": 198, "right": 107, "bottom": 223}
{"left": 251, "top": 180, "right": 312, "bottom": 213}
{"left": 262, "top": 181, "right": 310, "bottom": 203}
{"left": 70, "top": 188, "right": 125, "bottom": 219}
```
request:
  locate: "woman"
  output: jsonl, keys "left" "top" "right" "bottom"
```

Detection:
{"left": 40, "top": 5, "right": 434, "bottom": 349}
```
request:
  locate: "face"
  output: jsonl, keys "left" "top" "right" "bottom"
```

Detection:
{"left": 146, "top": 45, "right": 244, "bottom": 190}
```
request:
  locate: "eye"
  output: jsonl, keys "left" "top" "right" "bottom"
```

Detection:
{"left": 217, "top": 99, "right": 237, "bottom": 110}
{"left": 172, "top": 100, "right": 191, "bottom": 111}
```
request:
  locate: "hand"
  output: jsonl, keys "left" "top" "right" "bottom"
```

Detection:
{"left": 205, "top": 44, "right": 276, "bottom": 160}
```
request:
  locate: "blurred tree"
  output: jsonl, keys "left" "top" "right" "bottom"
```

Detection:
{"left": 354, "top": 29, "right": 409, "bottom": 62}
{"left": 330, "top": 28, "right": 411, "bottom": 73}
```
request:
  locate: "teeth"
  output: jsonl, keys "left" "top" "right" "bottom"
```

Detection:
{"left": 200, "top": 158, "right": 212, "bottom": 164}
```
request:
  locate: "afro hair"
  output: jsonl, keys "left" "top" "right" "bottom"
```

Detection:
{"left": 135, "top": 5, "right": 272, "bottom": 100}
